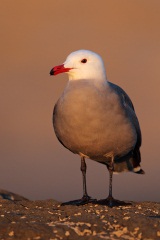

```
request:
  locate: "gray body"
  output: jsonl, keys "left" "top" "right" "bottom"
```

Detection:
{"left": 53, "top": 79, "right": 142, "bottom": 173}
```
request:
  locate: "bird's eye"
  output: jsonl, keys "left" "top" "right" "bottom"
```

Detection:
{"left": 81, "top": 58, "right": 87, "bottom": 63}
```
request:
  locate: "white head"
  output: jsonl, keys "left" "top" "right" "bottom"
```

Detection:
{"left": 50, "top": 50, "right": 107, "bottom": 82}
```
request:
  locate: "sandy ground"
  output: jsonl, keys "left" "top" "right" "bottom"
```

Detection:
{"left": 0, "top": 190, "right": 159, "bottom": 240}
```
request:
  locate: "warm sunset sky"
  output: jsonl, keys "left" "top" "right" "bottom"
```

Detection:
{"left": 0, "top": 0, "right": 160, "bottom": 202}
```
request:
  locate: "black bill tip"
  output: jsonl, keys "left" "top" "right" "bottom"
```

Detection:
{"left": 50, "top": 68, "right": 54, "bottom": 75}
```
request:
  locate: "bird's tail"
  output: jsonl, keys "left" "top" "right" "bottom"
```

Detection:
{"left": 113, "top": 149, "right": 145, "bottom": 174}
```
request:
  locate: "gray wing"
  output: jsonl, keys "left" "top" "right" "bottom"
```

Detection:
{"left": 108, "top": 81, "right": 142, "bottom": 148}
{"left": 108, "top": 82, "right": 144, "bottom": 173}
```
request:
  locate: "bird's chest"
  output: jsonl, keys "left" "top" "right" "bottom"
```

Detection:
{"left": 53, "top": 86, "right": 135, "bottom": 157}
{"left": 55, "top": 87, "right": 117, "bottom": 132}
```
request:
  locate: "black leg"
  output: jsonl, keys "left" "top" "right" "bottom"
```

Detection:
{"left": 108, "top": 167, "right": 113, "bottom": 198}
{"left": 81, "top": 156, "right": 89, "bottom": 198}
{"left": 96, "top": 164, "right": 131, "bottom": 207}
{"left": 61, "top": 156, "right": 96, "bottom": 206}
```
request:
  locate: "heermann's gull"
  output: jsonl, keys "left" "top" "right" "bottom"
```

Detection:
{"left": 50, "top": 50, "right": 144, "bottom": 207}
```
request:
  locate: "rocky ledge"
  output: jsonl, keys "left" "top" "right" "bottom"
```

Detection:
{"left": 0, "top": 190, "right": 159, "bottom": 239}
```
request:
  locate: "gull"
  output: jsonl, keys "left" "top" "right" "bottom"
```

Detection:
{"left": 50, "top": 50, "right": 144, "bottom": 207}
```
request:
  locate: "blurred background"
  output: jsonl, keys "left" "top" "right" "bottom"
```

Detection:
{"left": 0, "top": 0, "right": 160, "bottom": 202}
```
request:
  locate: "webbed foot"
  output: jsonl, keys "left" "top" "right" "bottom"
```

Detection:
{"left": 61, "top": 195, "right": 97, "bottom": 206}
{"left": 96, "top": 196, "right": 132, "bottom": 208}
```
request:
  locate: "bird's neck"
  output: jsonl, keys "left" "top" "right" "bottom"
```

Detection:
{"left": 66, "top": 77, "right": 109, "bottom": 92}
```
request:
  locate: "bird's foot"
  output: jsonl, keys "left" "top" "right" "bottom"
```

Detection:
{"left": 95, "top": 196, "right": 132, "bottom": 208}
{"left": 61, "top": 195, "right": 97, "bottom": 206}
